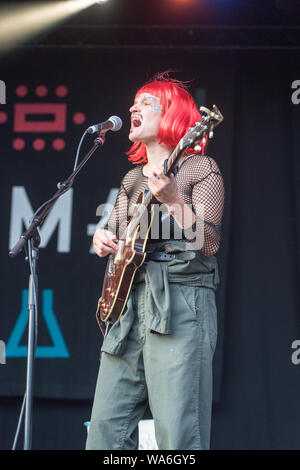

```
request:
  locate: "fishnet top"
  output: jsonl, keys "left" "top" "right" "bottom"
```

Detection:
{"left": 105, "top": 154, "right": 224, "bottom": 257}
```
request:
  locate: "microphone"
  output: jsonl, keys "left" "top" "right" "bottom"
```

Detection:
{"left": 87, "top": 116, "right": 122, "bottom": 134}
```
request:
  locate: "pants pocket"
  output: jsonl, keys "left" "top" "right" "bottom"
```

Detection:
{"left": 177, "top": 284, "right": 197, "bottom": 320}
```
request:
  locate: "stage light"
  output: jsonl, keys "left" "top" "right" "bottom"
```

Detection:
{"left": 0, "top": 1, "right": 106, "bottom": 54}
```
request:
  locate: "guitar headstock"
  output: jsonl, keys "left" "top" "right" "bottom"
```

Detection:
{"left": 180, "top": 104, "right": 224, "bottom": 151}
{"left": 199, "top": 104, "right": 224, "bottom": 135}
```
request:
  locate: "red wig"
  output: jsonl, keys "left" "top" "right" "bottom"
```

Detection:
{"left": 127, "top": 72, "right": 205, "bottom": 164}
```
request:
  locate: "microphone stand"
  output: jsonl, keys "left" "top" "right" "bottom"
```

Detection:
{"left": 9, "top": 134, "right": 106, "bottom": 450}
{"left": 24, "top": 235, "right": 39, "bottom": 451}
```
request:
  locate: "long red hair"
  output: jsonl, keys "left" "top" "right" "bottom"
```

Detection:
{"left": 127, "top": 72, "right": 205, "bottom": 164}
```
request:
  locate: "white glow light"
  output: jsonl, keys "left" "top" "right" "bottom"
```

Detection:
{"left": 0, "top": 1, "right": 105, "bottom": 53}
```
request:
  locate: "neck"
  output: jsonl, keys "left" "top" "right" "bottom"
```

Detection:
{"left": 144, "top": 140, "right": 172, "bottom": 170}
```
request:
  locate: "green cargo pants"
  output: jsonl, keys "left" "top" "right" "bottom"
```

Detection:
{"left": 86, "top": 244, "right": 219, "bottom": 450}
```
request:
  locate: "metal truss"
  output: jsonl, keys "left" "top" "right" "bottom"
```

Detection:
{"left": 11, "top": 25, "right": 300, "bottom": 50}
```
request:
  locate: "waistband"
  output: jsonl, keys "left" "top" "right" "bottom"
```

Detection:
{"left": 145, "top": 251, "right": 196, "bottom": 262}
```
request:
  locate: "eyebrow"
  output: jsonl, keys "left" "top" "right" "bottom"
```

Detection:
{"left": 135, "top": 94, "right": 159, "bottom": 104}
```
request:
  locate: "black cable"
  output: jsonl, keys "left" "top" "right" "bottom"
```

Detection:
{"left": 12, "top": 392, "right": 26, "bottom": 450}
{"left": 73, "top": 129, "right": 88, "bottom": 171}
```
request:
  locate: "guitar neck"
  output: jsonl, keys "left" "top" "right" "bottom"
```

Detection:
{"left": 143, "top": 142, "right": 186, "bottom": 209}
{"left": 164, "top": 139, "right": 186, "bottom": 177}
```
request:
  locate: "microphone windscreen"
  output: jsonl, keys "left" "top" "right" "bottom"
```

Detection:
{"left": 109, "top": 116, "right": 122, "bottom": 131}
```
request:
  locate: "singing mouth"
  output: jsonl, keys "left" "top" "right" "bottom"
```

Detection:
{"left": 131, "top": 114, "right": 142, "bottom": 128}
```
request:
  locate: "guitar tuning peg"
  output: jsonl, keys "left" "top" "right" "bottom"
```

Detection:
{"left": 209, "top": 130, "right": 214, "bottom": 139}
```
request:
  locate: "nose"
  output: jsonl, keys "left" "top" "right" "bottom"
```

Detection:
{"left": 129, "top": 102, "right": 140, "bottom": 113}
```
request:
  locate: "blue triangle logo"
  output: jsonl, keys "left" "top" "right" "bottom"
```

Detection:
{"left": 6, "top": 289, "right": 69, "bottom": 358}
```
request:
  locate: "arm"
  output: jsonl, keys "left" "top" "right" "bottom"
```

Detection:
{"left": 148, "top": 157, "right": 224, "bottom": 255}
{"left": 191, "top": 159, "right": 224, "bottom": 256}
{"left": 148, "top": 170, "right": 196, "bottom": 229}
{"left": 93, "top": 181, "right": 129, "bottom": 258}
{"left": 165, "top": 188, "right": 196, "bottom": 230}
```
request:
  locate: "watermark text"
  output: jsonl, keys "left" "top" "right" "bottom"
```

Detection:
{"left": 291, "top": 340, "right": 300, "bottom": 365}
{"left": 0, "top": 80, "right": 6, "bottom": 104}
{"left": 0, "top": 340, "right": 6, "bottom": 364}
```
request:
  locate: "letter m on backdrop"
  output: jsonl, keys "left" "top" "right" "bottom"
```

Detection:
{"left": 9, "top": 186, "right": 73, "bottom": 252}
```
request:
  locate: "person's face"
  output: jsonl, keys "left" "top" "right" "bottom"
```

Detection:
{"left": 129, "top": 93, "right": 162, "bottom": 144}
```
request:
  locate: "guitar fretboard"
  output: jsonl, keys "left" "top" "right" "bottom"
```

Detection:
{"left": 143, "top": 138, "right": 186, "bottom": 210}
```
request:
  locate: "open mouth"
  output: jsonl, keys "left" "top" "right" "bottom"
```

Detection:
{"left": 131, "top": 114, "right": 142, "bottom": 128}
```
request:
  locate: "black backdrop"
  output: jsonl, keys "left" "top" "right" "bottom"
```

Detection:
{"left": 0, "top": 45, "right": 299, "bottom": 449}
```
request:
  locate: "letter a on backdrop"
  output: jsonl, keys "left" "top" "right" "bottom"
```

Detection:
{"left": 6, "top": 289, "right": 69, "bottom": 358}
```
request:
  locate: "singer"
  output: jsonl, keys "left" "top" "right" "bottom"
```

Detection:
{"left": 86, "top": 72, "right": 224, "bottom": 450}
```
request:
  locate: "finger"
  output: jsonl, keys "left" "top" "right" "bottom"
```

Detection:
{"left": 154, "top": 166, "right": 164, "bottom": 177}
{"left": 94, "top": 236, "right": 117, "bottom": 254}
{"left": 95, "top": 243, "right": 114, "bottom": 257}
{"left": 94, "top": 243, "right": 107, "bottom": 257}
{"left": 157, "top": 167, "right": 169, "bottom": 181}
{"left": 106, "top": 231, "right": 118, "bottom": 242}
{"left": 149, "top": 172, "right": 161, "bottom": 185}
{"left": 106, "top": 236, "right": 118, "bottom": 249}
{"left": 103, "top": 236, "right": 118, "bottom": 251}
{"left": 151, "top": 169, "right": 165, "bottom": 182}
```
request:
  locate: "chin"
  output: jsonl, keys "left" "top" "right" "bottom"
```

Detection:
{"left": 129, "top": 132, "right": 142, "bottom": 143}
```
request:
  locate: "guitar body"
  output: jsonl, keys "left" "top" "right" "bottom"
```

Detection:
{"left": 96, "top": 192, "right": 153, "bottom": 325}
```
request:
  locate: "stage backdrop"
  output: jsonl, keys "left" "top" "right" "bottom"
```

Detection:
{"left": 0, "top": 48, "right": 233, "bottom": 401}
{"left": 0, "top": 47, "right": 299, "bottom": 450}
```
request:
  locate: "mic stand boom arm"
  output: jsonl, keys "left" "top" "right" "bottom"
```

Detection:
{"left": 9, "top": 135, "right": 105, "bottom": 259}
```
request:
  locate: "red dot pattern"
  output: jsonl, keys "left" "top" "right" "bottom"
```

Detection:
{"left": 36, "top": 85, "right": 48, "bottom": 97}
{"left": 73, "top": 112, "right": 86, "bottom": 125}
{"left": 33, "top": 138, "right": 45, "bottom": 151}
{"left": 0, "top": 112, "right": 8, "bottom": 124}
{"left": 12, "top": 84, "right": 85, "bottom": 150}
{"left": 56, "top": 85, "right": 68, "bottom": 97}
{"left": 13, "top": 138, "right": 25, "bottom": 150}
{"left": 16, "top": 85, "right": 28, "bottom": 97}
{"left": 52, "top": 138, "right": 65, "bottom": 151}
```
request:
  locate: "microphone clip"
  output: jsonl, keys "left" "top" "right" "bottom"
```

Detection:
{"left": 94, "top": 135, "right": 106, "bottom": 146}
